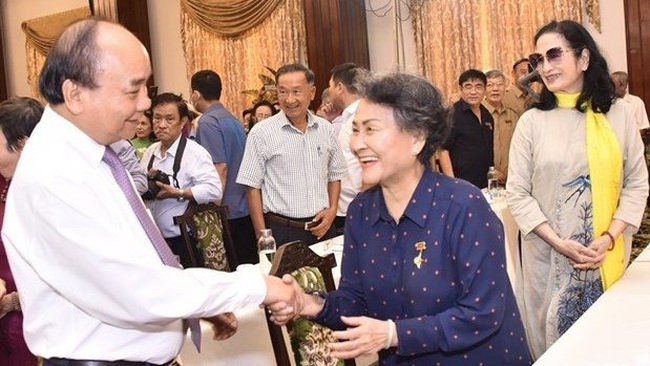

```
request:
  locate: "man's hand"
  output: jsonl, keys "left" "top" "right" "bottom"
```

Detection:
{"left": 310, "top": 207, "right": 336, "bottom": 239}
{"left": 264, "top": 275, "right": 303, "bottom": 325}
{"left": 155, "top": 182, "right": 183, "bottom": 200}
{"left": 316, "top": 102, "right": 341, "bottom": 122}
{"left": 329, "top": 316, "right": 394, "bottom": 359}
{"left": 204, "top": 312, "right": 238, "bottom": 341}
{"left": 494, "top": 169, "right": 506, "bottom": 184}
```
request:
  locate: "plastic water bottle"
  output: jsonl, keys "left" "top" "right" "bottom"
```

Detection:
{"left": 487, "top": 166, "right": 498, "bottom": 198}
{"left": 258, "top": 228, "right": 276, "bottom": 262}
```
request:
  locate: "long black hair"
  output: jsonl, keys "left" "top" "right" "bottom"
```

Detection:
{"left": 533, "top": 20, "right": 615, "bottom": 113}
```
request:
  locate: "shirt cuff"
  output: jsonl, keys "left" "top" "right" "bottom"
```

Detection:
{"left": 234, "top": 264, "right": 267, "bottom": 307}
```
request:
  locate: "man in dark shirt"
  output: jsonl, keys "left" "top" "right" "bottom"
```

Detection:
{"left": 439, "top": 69, "right": 497, "bottom": 188}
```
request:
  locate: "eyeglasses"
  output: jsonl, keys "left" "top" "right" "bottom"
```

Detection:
{"left": 152, "top": 116, "right": 180, "bottom": 125}
{"left": 528, "top": 46, "right": 584, "bottom": 70}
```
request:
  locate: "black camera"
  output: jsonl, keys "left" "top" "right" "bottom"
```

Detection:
{"left": 141, "top": 170, "right": 170, "bottom": 200}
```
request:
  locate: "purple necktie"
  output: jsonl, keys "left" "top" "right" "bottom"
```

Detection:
{"left": 102, "top": 146, "right": 201, "bottom": 351}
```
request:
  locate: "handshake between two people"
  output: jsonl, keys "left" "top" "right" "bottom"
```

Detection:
{"left": 263, "top": 274, "right": 311, "bottom": 325}
{"left": 203, "top": 274, "right": 310, "bottom": 342}
{"left": 207, "top": 275, "right": 397, "bottom": 359}
{"left": 263, "top": 275, "right": 398, "bottom": 360}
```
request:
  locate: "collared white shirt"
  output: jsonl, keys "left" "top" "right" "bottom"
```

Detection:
{"left": 2, "top": 106, "right": 266, "bottom": 363}
{"left": 622, "top": 93, "right": 650, "bottom": 130}
{"left": 141, "top": 136, "right": 222, "bottom": 238}
{"left": 110, "top": 139, "right": 147, "bottom": 195}
{"left": 237, "top": 111, "right": 347, "bottom": 218}
{"left": 337, "top": 99, "right": 361, "bottom": 217}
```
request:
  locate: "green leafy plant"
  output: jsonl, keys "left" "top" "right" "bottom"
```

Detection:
{"left": 241, "top": 66, "right": 277, "bottom": 106}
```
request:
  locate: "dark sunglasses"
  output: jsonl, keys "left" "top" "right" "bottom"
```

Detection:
{"left": 528, "top": 46, "right": 584, "bottom": 70}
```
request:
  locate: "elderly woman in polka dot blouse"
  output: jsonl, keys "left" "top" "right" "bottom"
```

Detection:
{"left": 271, "top": 73, "right": 532, "bottom": 365}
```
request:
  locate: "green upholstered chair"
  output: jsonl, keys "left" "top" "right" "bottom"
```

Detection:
{"left": 173, "top": 202, "right": 239, "bottom": 271}
{"left": 265, "top": 241, "right": 354, "bottom": 366}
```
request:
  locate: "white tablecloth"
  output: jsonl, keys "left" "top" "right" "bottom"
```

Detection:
{"left": 633, "top": 245, "right": 650, "bottom": 262}
{"left": 534, "top": 249, "right": 650, "bottom": 366}
{"left": 489, "top": 195, "right": 521, "bottom": 292}
{"left": 178, "top": 198, "right": 519, "bottom": 366}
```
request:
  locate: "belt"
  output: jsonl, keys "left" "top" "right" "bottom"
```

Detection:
{"left": 265, "top": 212, "right": 314, "bottom": 230}
{"left": 44, "top": 358, "right": 178, "bottom": 366}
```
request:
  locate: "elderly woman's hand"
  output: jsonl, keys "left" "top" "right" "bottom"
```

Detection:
{"left": 555, "top": 238, "right": 602, "bottom": 269}
{"left": 0, "top": 278, "right": 5, "bottom": 299}
{"left": 329, "top": 316, "right": 395, "bottom": 359}
{"left": 581, "top": 234, "right": 615, "bottom": 269}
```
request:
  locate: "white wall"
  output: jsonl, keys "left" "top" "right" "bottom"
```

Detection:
{"left": 365, "top": 0, "right": 418, "bottom": 73}
{"left": 584, "top": 1, "right": 627, "bottom": 73}
{"left": 0, "top": 0, "right": 628, "bottom": 96}
{"left": 147, "top": 0, "right": 187, "bottom": 95}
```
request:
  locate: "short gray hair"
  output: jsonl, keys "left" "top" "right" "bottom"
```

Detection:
{"left": 485, "top": 69, "right": 505, "bottom": 80}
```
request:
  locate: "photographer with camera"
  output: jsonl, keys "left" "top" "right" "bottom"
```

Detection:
{"left": 141, "top": 92, "right": 222, "bottom": 268}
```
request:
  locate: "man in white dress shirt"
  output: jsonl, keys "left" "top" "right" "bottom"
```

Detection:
{"left": 110, "top": 139, "right": 148, "bottom": 195}
{"left": 1, "top": 19, "right": 299, "bottom": 366}
{"left": 141, "top": 92, "right": 222, "bottom": 268}
{"left": 327, "top": 63, "right": 365, "bottom": 234}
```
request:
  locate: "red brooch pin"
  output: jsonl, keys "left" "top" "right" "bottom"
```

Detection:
{"left": 413, "top": 241, "right": 427, "bottom": 269}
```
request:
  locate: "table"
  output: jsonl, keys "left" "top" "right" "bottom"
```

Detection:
{"left": 489, "top": 195, "right": 521, "bottom": 292}
{"left": 534, "top": 248, "right": 650, "bottom": 365}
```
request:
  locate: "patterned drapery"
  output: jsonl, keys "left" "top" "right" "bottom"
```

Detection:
{"left": 412, "top": 0, "right": 590, "bottom": 101}
{"left": 181, "top": 0, "right": 307, "bottom": 120}
{"left": 22, "top": 7, "right": 91, "bottom": 99}
{"left": 584, "top": 0, "right": 601, "bottom": 32}
{"left": 180, "top": 0, "right": 284, "bottom": 37}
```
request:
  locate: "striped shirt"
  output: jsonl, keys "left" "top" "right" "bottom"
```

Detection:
{"left": 236, "top": 111, "right": 346, "bottom": 218}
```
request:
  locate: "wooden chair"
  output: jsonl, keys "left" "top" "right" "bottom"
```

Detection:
{"left": 264, "top": 241, "right": 355, "bottom": 366}
{"left": 173, "top": 202, "right": 239, "bottom": 271}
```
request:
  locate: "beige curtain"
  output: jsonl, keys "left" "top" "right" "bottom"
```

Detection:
{"left": 181, "top": 0, "right": 307, "bottom": 120}
{"left": 412, "top": 0, "right": 588, "bottom": 101}
{"left": 22, "top": 7, "right": 91, "bottom": 99}
{"left": 181, "top": 0, "right": 284, "bottom": 37}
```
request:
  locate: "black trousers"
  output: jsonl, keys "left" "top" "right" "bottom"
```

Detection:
{"left": 333, "top": 215, "right": 346, "bottom": 236}
{"left": 266, "top": 218, "right": 337, "bottom": 247}
{"left": 165, "top": 235, "right": 203, "bottom": 268}
{"left": 227, "top": 215, "right": 259, "bottom": 264}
